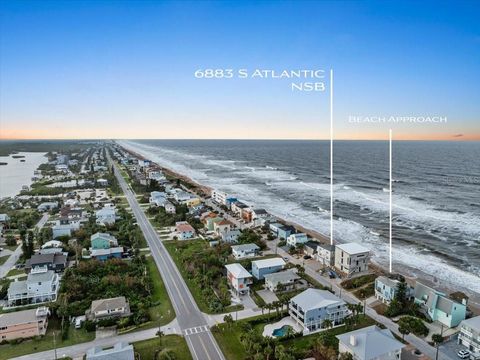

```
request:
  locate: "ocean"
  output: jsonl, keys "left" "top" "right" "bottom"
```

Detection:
{"left": 0, "top": 152, "right": 47, "bottom": 199}
{"left": 118, "top": 140, "right": 480, "bottom": 295}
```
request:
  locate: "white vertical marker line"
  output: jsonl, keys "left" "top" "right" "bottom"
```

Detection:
{"left": 389, "top": 129, "right": 393, "bottom": 273}
{"left": 330, "top": 69, "right": 334, "bottom": 246}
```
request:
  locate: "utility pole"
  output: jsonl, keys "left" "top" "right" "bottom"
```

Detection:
{"left": 53, "top": 331, "right": 58, "bottom": 360}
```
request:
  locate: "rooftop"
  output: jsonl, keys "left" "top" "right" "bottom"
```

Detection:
{"left": 0, "top": 307, "right": 49, "bottom": 328}
{"left": 336, "top": 326, "right": 405, "bottom": 359}
{"left": 290, "top": 288, "right": 344, "bottom": 311}
{"left": 225, "top": 263, "right": 252, "bottom": 279}
{"left": 264, "top": 270, "right": 300, "bottom": 284}
{"left": 252, "top": 257, "right": 286, "bottom": 268}
{"left": 231, "top": 243, "right": 260, "bottom": 252}
{"left": 90, "top": 296, "right": 128, "bottom": 313}
{"left": 336, "top": 242, "right": 370, "bottom": 255}
{"left": 461, "top": 315, "right": 480, "bottom": 332}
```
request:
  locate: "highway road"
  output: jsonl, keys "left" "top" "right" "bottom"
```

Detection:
{"left": 111, "top": 156, "right": 225, "bottom": 360}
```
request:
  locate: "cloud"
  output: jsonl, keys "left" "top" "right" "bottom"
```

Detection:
{"left": 452, "top": 134, "right": 464, "bottom": 138}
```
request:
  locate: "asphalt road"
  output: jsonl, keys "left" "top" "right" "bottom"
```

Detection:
{"left": 112, "top": 158, "right": 225, "bottom": 360}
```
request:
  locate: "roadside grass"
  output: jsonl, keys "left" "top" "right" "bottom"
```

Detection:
{"left": 133, "top": 335, "right": 192, "bottom": 360}
{"left": 145, "top": 255, "right": 176, "bottom": 326}
{"left": 0, "top": 255, "right": 9, "bottom": 266}
{"left": 6, "top": 268, "right": 25, "bottom": 277}
{"left": 0, "top": 317, "right": 94, "bottom": 360}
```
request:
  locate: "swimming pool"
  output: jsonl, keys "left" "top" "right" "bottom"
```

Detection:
{"left": 272, "top": 325, "right": 292, "bottom": 337}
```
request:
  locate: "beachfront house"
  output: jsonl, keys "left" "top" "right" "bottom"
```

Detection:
{"left": 206, "top": 217, "right": 223, "bottom": 232}
{"left": 287, "top": 233, "right": 308, "bottom": 247}
{"left": 269, "top": 223, "right": 296, "bottom": 239}
{"left": 316, "top": 244, "right": 335, "bottom": 267}
{"left": 414, "top": 282, "right": 467, "bottom": 328}
{"left": 7, "top": 269, "right": 60, "bottom": 307}
{"left": 251, "top": 257, "right": 286, "bottom": 280}
{"left": 0, "top": 307, "right": 50, "bottom": 341}
{"left": 225, "top": 263, "right": 253, "bottom": 295}
{"left": 334, "top": 243, "right": 370, "bottom": 277}
{"left": 303, "top": 241, "right": 319, "bottom": 257}
{"left": 86, "top": 342, "right": 134, "bottom": 360}
{"left": 231, "top": 243, "right": 260, "bottom": 260}
{"left": 264, "top": 270, "right": 301, "bottom": 292}
{"left": 458, "top": 316, "right": 480, "bottom": 354}
{"left": 91, "top": 232, "right": 118, "bottom": 249}
{"left": 175, "top": 221, "right": 195, "bottom": 240}
{"left": 211, "top": 190, "right": 229, "bottom": 206}
{"left": 375, "top": 276, "right": 414, "bottom": 304}
{"left": 231, "top": 201, "right": 249, "bottom": 218}
{"left": 289, "top": 288, "right": 349, "bottom": 335}
{"left": 85, "top": 296, "right": 131, "bottom": 321}
{"left": 337, "top": 325, "right": 406, "bottom": 360}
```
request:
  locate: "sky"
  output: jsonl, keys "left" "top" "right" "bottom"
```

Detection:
{"left": 0, "top": 0, "right": 479, "bottom": 140}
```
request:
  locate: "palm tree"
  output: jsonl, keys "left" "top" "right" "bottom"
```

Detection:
{"left": 263, "top": 345, "right": 273, "bottom": 360}
{"left": 156, "top": 329, "right": 165, "bottom": 349}
{"left": 322, "top": 319, "right": 333, "bottom": 330}
{"left": 398, "top": 325, "right": 410, "bottom": 341}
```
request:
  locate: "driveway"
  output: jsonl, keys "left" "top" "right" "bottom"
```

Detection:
{"left": 257, "top": 289, "right": 279, "bottom": 304}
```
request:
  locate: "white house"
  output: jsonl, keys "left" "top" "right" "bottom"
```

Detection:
{"left": 286, "top": 233, "right": 308, "bottom": 247}
{"left": 96, "top": 206, "right": 116, "bottom": 225}
{"left": 316, "top": 244, "right": 335, "bottom": 267}
{"left": 231, "top": 243, "right": 260, "bottom": 260}
{"left": 337, "top": 326, "right": 405, "bottom": 360}
{"left": 289, "top": 288, "right": 349, "bottom": 335}
{"left": 335, "top": 243, "right": 370, "bottom": 277}
{"left": 458, "top": 316, "right": 480, "bottom": 354}
{"left": 164, "top": 201, "right": 176, "bottom": 214}
{"left": 97, "top": 178, "right": 109, "bottom": 187}
{"left": 37, "top": 202, "right": 58, "bottom": 212}
{"left": 149, "top": 191, "right": 167, "bottom": 207}
{"left": 175, "top": 221, "right": 195, "bottom": 240}
{"left": 7, "top": 269, "right": 60, "bottom": 307}
{"left": 220, "top": 229, "right": 241, "bottom": 243}
{"left": 211, "top": 189, "right": 229, "bottom": 205}
{"left": 225, "top": 263, "right": 253, "bottom": 295}
{"left": 375, "top": 276, "right": 414, "bottom": 304}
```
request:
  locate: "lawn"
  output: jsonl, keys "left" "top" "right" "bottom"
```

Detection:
{"left": 0, "top": 317, "right": 94, "bottom": 360}
{"left": 133, "top": 335, "right": 192, "bottom": 360}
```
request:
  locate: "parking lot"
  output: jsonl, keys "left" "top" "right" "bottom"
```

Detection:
{"left": 438, "top": 334, "right": 467, "bottom": 360}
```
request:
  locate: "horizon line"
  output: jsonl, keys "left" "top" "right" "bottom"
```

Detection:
{"left": 1, "top": 137, "right": 479, "bottom": 142}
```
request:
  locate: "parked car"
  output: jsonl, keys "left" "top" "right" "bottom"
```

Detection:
{"left": 458, "top": 350, "right": 470, "bottom": 359}
{"left": 303, "top": 255, "right": 312, "bottom": 260}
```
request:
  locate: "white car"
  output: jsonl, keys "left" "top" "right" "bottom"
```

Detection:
{"left": 458, "top": 350, "right": 470, "bottom": 359}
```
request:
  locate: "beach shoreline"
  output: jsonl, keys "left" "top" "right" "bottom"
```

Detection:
{"left": 119, "top": 144, "right": 480, "bottom": 312}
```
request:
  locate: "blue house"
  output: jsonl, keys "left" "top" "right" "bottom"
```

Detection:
{"left": 375, "top": 276, "right": 413, "bottom": 304}
{"left": 414, "top": 282, "right": 467, "bottom": 328}
{"left": 251, "top": 258, "right": 286, "bottom": 280}
{"left": 91, "top": 232, "right": 118, "bottom": 250}
{"left": 91, "top": 247, "right": 124, "bottom": 261}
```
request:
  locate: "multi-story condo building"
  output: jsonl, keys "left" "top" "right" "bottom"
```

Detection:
{"left": 335, "top": 243, "right": 370, "bottom": 277}
{"left": 289, "top": 288, "right": 349, "bottom": 335}
{"left": 458, "top": 316, "right": 480, "bottom": 354}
